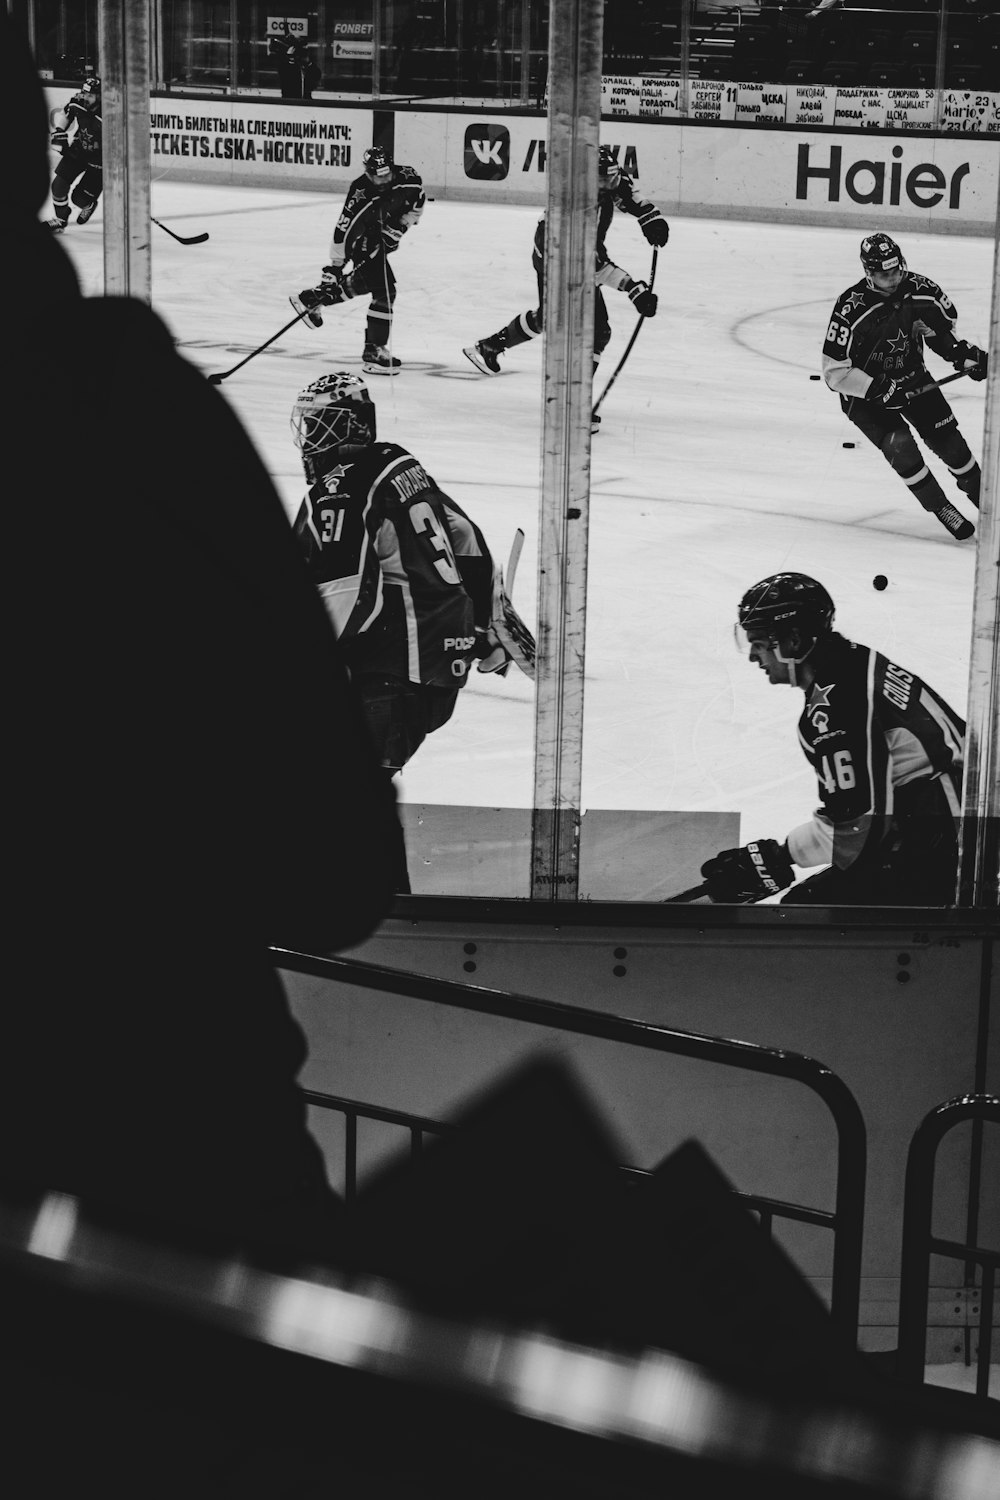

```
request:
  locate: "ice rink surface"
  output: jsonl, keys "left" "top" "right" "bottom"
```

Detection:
{"left": 56, "top": 182, "right": 990, "bottom": 849}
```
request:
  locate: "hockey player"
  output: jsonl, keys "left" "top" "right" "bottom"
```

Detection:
{"left": 289, "top": 146, "right": 425, "bottom": 375}
{"left": 463, "top": 146, "right": 666, "bottom": 431}
{"left": 290, "top": 372, "right": 534, "bottom": 888}
{"left": 821, "top": 231, "right": 988, "bottom": 542}
{"left": 699, "top": 573, "right": 965, "bottom": 907}
{"left": 46, "top": 75, "right": 102, "bottom": 231}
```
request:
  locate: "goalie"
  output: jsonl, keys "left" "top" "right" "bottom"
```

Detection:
{"left": 289, "top": 372, "right": 534, "bottom": 888}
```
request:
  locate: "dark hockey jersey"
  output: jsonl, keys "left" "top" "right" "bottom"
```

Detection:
{"left": 785, "top": 635, "right": 964, "bottom": 872}
{"left": 292, "top": 442, "right": 495, "bottom": 687}
{"left": 531, "top": 171, "right": 660, "bottom": 288}
{"left": 328, "top": 164, "right": 425, "bottom": 268}
{"left": 54, "top": 92, "right": 102, "bottom": 163}
{"left": 821, "top": 272, "right": 960, "bottom": 403}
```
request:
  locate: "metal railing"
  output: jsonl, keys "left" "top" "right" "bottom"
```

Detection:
{"left": 896, "top": 1093, "right": 1000, "bottom": 1402}
{"left": 275, "top": 947, "right": 868, "bottom": 1340}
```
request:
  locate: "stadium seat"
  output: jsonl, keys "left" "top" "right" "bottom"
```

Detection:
{"left": 944, "top": 62, "right": 983, "bottom": 90}
{"left": 820, "top": 60, "right": 860, "bottom": 87}
{"left": 865, "top": 63, "right": 905, "bottom": 89}
{"left": 783, "top": 56, "right": 816, "bottom": 85}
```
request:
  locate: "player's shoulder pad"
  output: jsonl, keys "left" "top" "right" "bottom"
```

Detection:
{"left": 393, "top": 164, "right": 422, "bottom": 185}
{"left": 908, "top": 272, "right": 951, "bottom": 307}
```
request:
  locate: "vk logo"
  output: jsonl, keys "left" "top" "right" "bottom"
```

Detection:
{"left": 464, "top": 123, "right": 510, "bottom": 180}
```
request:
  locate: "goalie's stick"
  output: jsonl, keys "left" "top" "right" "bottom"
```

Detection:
{"left": 485, "top": 529, "right": 526, "bottom": 679}
{"left": 152, "top": 216, "right": 209, "bottom": 246}
{"left": 591, "top": 246, "right": 658, "bottom": 423}
{"left": 206, "top": 306, "right": 316, "bottom": 385}
{"left": 506, "top": 527, "right": 524, "bottom": 594}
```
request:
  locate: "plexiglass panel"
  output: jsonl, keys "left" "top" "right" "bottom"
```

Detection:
{"left": 32, "top": 0, "right": 998, "bottom": 903}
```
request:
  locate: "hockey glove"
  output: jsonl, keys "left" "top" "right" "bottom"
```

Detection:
{"left": 951, "top": 340, "right": 988, "bottom": 382}
{"left": 317, "top": 265, "right": 349, "bottom": 306}
{"left": 474, "top": 626, "right": 511, "bottom": 677}
{"left": 866, "top": 368, "right": 924, "bottom": 408}
{"left": 700, "top": 839, "right": 795, "bottom": 904}
{"left": 51, "top": 129, "right": 69, "bottom": 149}
{"left": 637, "top": 208, "right": 670, "bottom": 248}
{"left": 627, "top": 282, "right": 658, "bottom": 318}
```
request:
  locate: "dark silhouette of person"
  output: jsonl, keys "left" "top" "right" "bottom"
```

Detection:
{"left": 5, "top": 11, "right": 399, "bottom": 1267}
{"left": 268, "top": 22, "right": 319, "bottom": 99}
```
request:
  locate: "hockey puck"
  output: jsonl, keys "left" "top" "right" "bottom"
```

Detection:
{"left": 809, "top": 374, "right": 821, "bottom": 380}
{"left": 873, "top": 575, "right": 888, "bottom": 591}
{"left": 843, "top": 441, "right": 855, "bottom": 448}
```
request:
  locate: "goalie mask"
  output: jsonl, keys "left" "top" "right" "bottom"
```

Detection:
{"left": 860, "top": 232, "right": 906, "bottom": 295}
{"left": 362, "top": 145, "right": 393, "bottom": 188}
{"left": 291, "top": 373, "right": 376, "bottom": 463}
{"left": 737, "top": 573, "right": 835, "bottom": 684}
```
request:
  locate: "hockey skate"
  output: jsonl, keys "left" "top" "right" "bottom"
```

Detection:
{"left": 463, "top": 338, "right": 503, "bottom": 376}
{"left": 591, "top": 412, "right": 601, "bottom": 435}
{"left": 46, "top": 217, "right": 67, "bottom": 234}
{"left": 933, "top": 502, "right": 974, "bottom": 542}
{"left": 289, "top": 288, "right": 325, "bottom": 329}
{"left": 76, "top": 200, "right": 98, "bottom": 224}
{"left": 363, "top": 343, "right": 401, "bottom": 375}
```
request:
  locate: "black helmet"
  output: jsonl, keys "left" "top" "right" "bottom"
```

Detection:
{"left": 362, "top": 146, "right": 393, "bottom": 186}
{"left": 738, "top": 573, "right": 835, "bottom": 640}
{"left": 598, "top": 144, "right": 621, "bottom": 185}
{"left": 859, "top": 232, "right": 906, "bottom": 290}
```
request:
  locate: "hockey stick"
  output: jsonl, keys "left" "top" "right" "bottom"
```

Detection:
{"left": 206, "top": 307, "right": 317, "bottom": 385}
{"left": 912, "top": 368, "right": 970, "bottom": 398}
{"left": 591, "top": 246, "right": 658, "bottom": 423}
{"left": 506, "top": 528, "right": 524, "bottom": 594}
{"left": 152, "top": 216, "right": 209, "bottom": 246}
{"left": 663, "top": 882, "right": 710, "bottom": 903}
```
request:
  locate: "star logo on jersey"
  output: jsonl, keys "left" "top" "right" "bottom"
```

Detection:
{"left": 842, "top": 291, "right": 865, "bottom": 313}
{"left": 808, "top": 683, "right": 835, "bottom": 726}
{"left": 322, "top": 465, "right": 350, "bottom": 494}
{"left": 886, "top": 332, "right": 910, "bottom": 356}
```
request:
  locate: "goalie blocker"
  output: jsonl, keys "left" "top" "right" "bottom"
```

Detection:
{"left": 476, "top": 531, "right": 535, "bottom": 680}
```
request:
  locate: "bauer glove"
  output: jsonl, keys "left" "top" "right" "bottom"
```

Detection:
{"left": 700, "top": 839, "right": 795, "bottom": 904}
{"left": 637, "top": 208, "right": 670, "bottom": 248}
{"left": 951, "top": 340, "right": 988, "bottom": 382}
{"left": 51, "top": 129, "right": 69, "bottom": 148}
{"left": 866, "top": 368, "right": 924, "bottom": 408}
{"left": 627, "top": 282, "right": 658, "bottom": 318}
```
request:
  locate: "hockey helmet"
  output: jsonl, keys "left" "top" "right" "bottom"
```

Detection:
{"left": 291, "top": 372, "right": 376, "bottom": 459}
{"left": 860, "top": 232, "right": 906, "bottom": 293}
{"left": 362, "top": 145, "right": 393, "bottom": 187}
{"left": 598, "top": 145, "right": 622, "bottom": 187}
{"left": 737, "top": 573, "right": 835, "bottom": 669}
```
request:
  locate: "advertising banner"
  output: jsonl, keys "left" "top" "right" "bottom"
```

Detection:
{"left": 601, "top": 75, "right": 1000, "bottom": 136}
{"left": 44, "top": 88, "right": 997, "bottom": 234}
{"left": 396, "top": 108, "right": 998, "bottom": 232}
{"left": 46, "top": 90, "right": 371, "bottom": 190}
